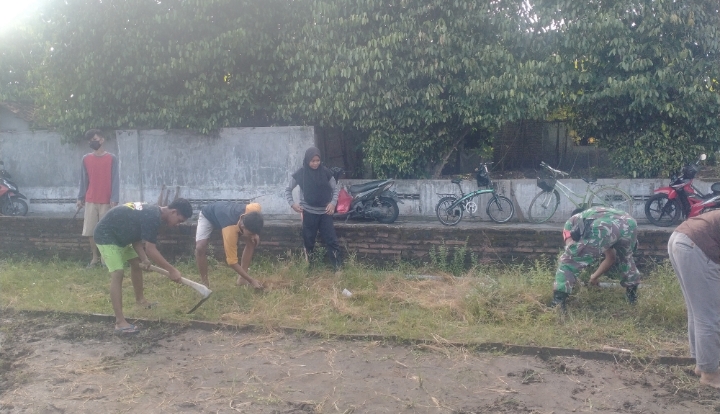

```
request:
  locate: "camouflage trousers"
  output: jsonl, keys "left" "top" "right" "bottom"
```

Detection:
{"left": 554, "top": 212, "right": 641, "bottom": 293}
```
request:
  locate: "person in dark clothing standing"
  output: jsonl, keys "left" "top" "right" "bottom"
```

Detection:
{"left": 285, "top": 147, "right": 342, "bottom": 271}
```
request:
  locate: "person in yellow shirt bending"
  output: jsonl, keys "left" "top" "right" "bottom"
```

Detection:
{"left": 194, "top": 202, "right": 264, "bottom": 289}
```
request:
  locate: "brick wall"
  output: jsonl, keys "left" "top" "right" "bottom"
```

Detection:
{"left": 0, "top": 217, "right": 672, "bottom": 266}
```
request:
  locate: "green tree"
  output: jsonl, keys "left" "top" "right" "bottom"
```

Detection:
{"left": 538, "top": 0, "right": 720, "bottom": 177}
{"left": 23, "top": 0, "right": 306, "bottom": 138}
{"left": 281, "top": 0, "right": 553, "bottom": 178}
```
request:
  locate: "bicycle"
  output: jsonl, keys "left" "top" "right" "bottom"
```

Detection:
{"left": 435, "top": 162, "right": 515, "bottom": 225}
{"left": 527, "top": 161, "right": 633, "bottom": 223}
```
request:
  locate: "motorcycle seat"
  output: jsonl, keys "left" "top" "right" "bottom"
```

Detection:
{"left": 349, "top": 180, "right": 388, "bottom": 194}
{"left": 582, "top": 177, "right": 597, "bottom": 184}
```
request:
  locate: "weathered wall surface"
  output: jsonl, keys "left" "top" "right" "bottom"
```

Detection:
{"left": 116, "top": 127, "right": 314, "bottom": 212}
{"left": 0, "top": 127, "right": 314, "bottom": 215}
{"left": 0, "top": 217, "right": 673, "bottom": 267}
{"left": 0, "top": 124, "right": 712, "bottom": 222}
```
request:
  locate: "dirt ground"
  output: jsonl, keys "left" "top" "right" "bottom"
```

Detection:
{"left": 1, "top": 312, "right": 718, "bottom": 414}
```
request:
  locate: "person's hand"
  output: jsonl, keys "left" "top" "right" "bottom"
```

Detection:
{"left": 250, "top": 234, "right": 260, "bottom": 247}
{"left": 168, "top": 268, "right": 182, "bottom": 283}
{"left": 139, "top": 260, "right": 152, "bottom": 271}
{"left": 76, "top": 200, "right": 84, "bottom": 209}
{"left": 325, "top": 202, "right": 335, "bottom": 215}
{"left": 588, "top": 277, "right": 600, "bottom": 287}
{"left": 291, "top": 203, "right": 303, "bottom": 213}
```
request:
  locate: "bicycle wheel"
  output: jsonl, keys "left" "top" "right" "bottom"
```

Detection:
{"left": 591, "top": 186, "right": 634, "bottom": 214}
{"left": 528, "top": 190, "right": 560, "bottom": 223}
{"left": 436, "top": 196, "right": 463, "bottom": 226}
{"left": 486, "top": 195, "right": 515, "bottom": 223}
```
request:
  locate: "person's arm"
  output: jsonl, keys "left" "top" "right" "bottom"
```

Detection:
{"left": 286, "top": 177, "right": 303, "bottom": 213}
{"left": 222, "top": 227, "right": 261, "bottom": 288}
{"left": 143, "top": 241, "right": 182, "bottom": 282}
{"left": 589, "top": 248, "right": 617, "bottom": 285}
{"left": 325, "top": 177, "right": 339, "bottom": 214}
{"left": 110, "top": 154, "right": 120, "bottom": 206}
{"left": 77, "top": 156, "right": 89, "bottom": 207}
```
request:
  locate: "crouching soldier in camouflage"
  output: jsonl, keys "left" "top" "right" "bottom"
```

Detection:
{"left": 550, "top": 207, "right": 641, "bottom": 310}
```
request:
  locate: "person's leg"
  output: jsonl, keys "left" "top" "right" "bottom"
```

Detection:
{"left": 615, "top": 237, "right": 641, "bottom": 303}
{"left": 96, "top": 204, "right": 112, "bottom": 264}
{"left": 670, "top": 232, "right": 720, "bottom": 387}
{"left": 109, "top": 269, "right": 130, "bottom": 327}
{"left": 128, "top": 257, "right": 151, "bottom": 307}
{"left": 98, "top": 244, "right": 137, "bottom": 331}
{"left": 302, "top": 213, "right": 321, "bottom": 263}
{"left": 82, "top": 202, "right": 102, "bottom": 265}
{"left": 194, "top": 212, "right": 215, "bottom": 287}
{"left": 89, "top": 237, "right": 100, "bottom": 264}
{"left": 195, "top": 238, "right": 211, "bottom": 286}
{"left": 668, "top": 232, "right": 698, "bottom": 372}
{"left": 317, "top": 214, "right": 342, "bottom": 270}
{"left": 554, "top": 242, "right": 593, "bottom": 293}
{"left": 551, "top": 242, "right": 594, "bottom": 309}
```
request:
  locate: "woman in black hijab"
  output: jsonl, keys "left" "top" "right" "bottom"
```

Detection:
{"left": 285, "top": 147, "right": 342, "bottom": 270}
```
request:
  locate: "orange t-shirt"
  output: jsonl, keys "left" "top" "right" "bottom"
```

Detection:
{"left": 219, "top": 203, "right": 261, "bottom": 265}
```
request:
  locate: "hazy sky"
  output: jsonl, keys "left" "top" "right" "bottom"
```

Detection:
{"left": 0, "top": 0, "right": 41, "bottom": 32}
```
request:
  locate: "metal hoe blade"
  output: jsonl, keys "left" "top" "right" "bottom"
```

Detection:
{"left": 187, "top": 293, "right": 212, "bottom": 314}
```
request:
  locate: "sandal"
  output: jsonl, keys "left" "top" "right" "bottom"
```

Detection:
{"left": 114, "top": 324, "right": 140, "bottom": 334}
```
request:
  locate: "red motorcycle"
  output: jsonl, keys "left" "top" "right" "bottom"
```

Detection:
{"left": 0, "top": 160, "right": 29, "bottom": 216}
{"left": 644, "top": 154, "right": 720, "bottom": 226}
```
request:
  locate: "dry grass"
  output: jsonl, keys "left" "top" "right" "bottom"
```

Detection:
{"left": 0, "top": 253, "right": 689, "bottom": 357}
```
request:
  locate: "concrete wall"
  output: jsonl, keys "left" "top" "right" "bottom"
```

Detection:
{"left": 0, "top": 127, "right": 315, "bottom": 215}
{"left": 1, "top": 124, "right": 716, "bottom": 222}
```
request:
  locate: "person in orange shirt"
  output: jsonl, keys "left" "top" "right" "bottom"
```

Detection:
{"left": 77, "top": 129, "right": 119, "bottom": 268}
{"left": 194, "top": 202, "right": 264, "bottom": 289}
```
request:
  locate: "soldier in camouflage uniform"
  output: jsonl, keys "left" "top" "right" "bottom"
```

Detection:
{"left": 550, "top": 207, "right": 641, "bottom": 310}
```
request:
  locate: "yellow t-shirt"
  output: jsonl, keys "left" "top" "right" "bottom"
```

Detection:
{"left": 220, "top": 203, "right": 261, "bottom": 265}
{"left": 221, "top": 226, "right": 242, "bottom": 265}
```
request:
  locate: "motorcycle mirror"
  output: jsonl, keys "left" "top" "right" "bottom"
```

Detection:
{"left": 700, "top": 154, "right": 707, "bottom": 161}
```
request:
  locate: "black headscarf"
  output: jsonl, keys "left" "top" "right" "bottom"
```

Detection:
{"left": 292, "top": 147, "right": 333, "bottom": 207}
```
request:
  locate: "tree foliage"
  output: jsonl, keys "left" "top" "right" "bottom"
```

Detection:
{"left": 1, "top": 0, "right": 719, "bottom": 177}
{"left": 538, "top": 0, "right": 720, "bottom": 177}
{"left": 26, "top": 0, "right": 306, "bottom": 138}
{"left": 281, "top": 0, "right": 554, "bottom": 177}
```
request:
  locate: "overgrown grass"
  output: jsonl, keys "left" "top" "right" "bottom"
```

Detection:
{"left": 0, "top": 252, "right": 689, "bottom": 357}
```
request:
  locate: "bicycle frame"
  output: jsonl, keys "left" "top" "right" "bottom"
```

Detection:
{"left": 447, "top": 188, "right": 497, "bottom": 211}
{"left": 550, "top": 179, "right": 605, "bottom": 210}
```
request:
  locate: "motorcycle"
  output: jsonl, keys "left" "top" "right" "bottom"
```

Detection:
{"left": 330, "top": 167, "right": 402, "bottom": 224}
{"left": 644, "top": 154, "right": 720, "bottom": 226}
{"left": 0, "top": 160, "right": 29, "bottom": 216}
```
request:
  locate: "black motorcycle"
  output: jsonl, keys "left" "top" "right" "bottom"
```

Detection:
{"left": 0, "top": 160, "right": 29, "bottom": 216}
{"left": 330, "top": 167, "right": 401, "bottom": 224}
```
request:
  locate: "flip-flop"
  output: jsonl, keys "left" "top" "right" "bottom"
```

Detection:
{"left": 114, "top": 324, "right": 140, "bottom": 334}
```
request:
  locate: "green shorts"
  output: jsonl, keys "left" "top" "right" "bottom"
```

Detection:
{"left": 96, "top": 244, "right": 138, "bottom": 272}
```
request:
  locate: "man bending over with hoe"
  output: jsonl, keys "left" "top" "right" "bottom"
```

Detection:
{"left": 94, "top": 199, "right": 193, "bottom": 334}
{"left": 194, "top": 201, "right": 264, "bottom": 289}
{"left": 549, "top": 206, "right": 641, "bottom": 311}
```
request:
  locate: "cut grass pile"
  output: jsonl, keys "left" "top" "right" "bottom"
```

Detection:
{"left": 0, "top": 253, "right": 688, "bottom": 357}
